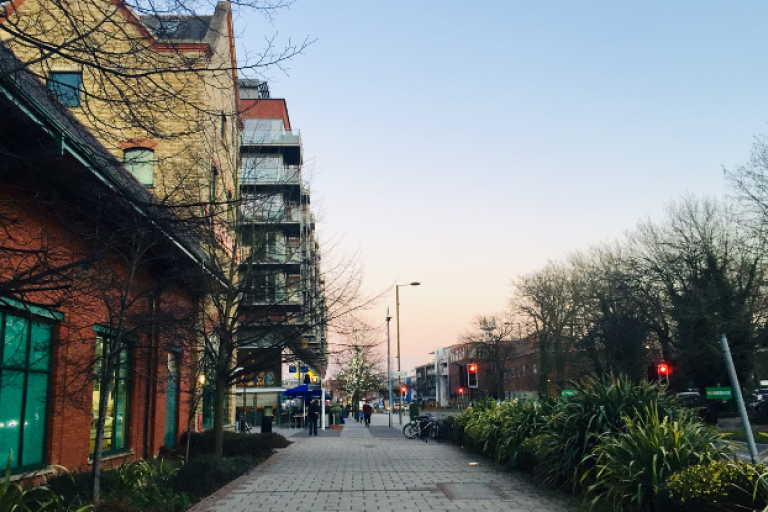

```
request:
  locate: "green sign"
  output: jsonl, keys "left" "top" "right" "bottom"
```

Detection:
{"left": 561, "top": 390, "right": 577, "bottom": 397}
{"left": 706, "top": 387, "right": 732, "bottom": 400}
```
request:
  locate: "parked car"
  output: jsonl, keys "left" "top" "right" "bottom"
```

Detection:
{"left": 677, "top": 389, "right": 705, "bottom": 408}
{"left": 751, "top": 389, "right": 768, "bottom": 411}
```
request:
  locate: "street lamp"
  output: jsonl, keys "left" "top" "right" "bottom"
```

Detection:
{"left": 386, "top": 308, "right": 393, "bottom": 428}
{"left": 396, "top": 281, "right": 420, "bottom": 425}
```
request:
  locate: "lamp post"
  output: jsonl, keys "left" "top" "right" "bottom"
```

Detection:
{"left": 396, "top": 281, "right": 420, "bottom": 425}
{"left": 386, "top": 308, "right": 393, "bottom": 428}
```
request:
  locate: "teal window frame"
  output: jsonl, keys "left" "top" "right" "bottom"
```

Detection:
{"left": 90, "top": 327, "right": 132, "bottom": 456}
{"left": 47, "top": 72, "right": 83, "bottom": 107}
{"left": 0, "top": 308, "right": 56, "bottom": 473}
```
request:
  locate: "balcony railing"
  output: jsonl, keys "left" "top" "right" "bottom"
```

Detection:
{"left": 239, "top": 245, "right": 301, "bottom": 265}
{"left": 241, "top": 167, "right": 301, "bottom": 185}
{"left": 243, "top": 289, "right": 303, "bottom": 306}
{"left": 242, "top": 130, "right": 301, "bottom": 146}
{"left": 240, "top": 207, "right": 302, "bottom": 223}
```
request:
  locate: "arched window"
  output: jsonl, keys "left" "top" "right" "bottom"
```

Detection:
{"left": 123, "top": 148, "right": 154, "bottom": 186}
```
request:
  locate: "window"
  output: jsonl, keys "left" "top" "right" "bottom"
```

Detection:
{"left": 164, "top": 353, "right": 178, "bottom": 448}
{"left": 241, "top": 157, "right": 282, "bottom": 182}
{"left": 155, "top": 18, "right": 179, "bottom": 38}
{"left": 123, "top": 148, "right": 154, "bottom": 187}
{"left": 0, "top": 312, "right": 53, "bottom": 470}
{"left": 48, "top": 72, "right": 82, "bottom": 107}
{"left": 90, "top": 333, "right": 131, "bottom": 455}
{"left": 210, "top": 165, "right": 218, "bottom": 203}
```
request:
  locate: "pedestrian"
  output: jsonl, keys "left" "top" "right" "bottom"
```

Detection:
{"left": 409, "top": 401, "right": 420, "bottom": 421}
{"left": 362, "top": 400, "right": 373, "bottom": 427}
{"left": 308, "top": 399, "right": 320, "bottom": 436}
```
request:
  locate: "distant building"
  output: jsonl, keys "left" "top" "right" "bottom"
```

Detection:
{"left": 414, "top": 362, "right": 436, "bottom": 405}
{"left": 431, "top": 337, "right": 542, "bottom": 402}
{"left": 434, "top": 347, "right": 451, "bottom": 407}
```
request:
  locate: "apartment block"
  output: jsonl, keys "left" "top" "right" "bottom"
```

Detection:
{"left": 235, "top": 79, "right": 327, "bottom": 422}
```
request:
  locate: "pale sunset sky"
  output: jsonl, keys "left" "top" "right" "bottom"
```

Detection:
{"left": 235, "top": 1, "right": 768, "bottom": 372}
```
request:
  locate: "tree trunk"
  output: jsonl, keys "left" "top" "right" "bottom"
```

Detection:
{"left": 212, "top": 373, "right": 227, "bottom": 460}
{"left": 91, "top": 365, "right": 114, "bottom": 503}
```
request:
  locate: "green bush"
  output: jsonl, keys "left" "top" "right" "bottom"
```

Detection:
{"left": 537, "top": 374, "right": 679, "bottom": 492}
{"left": 586, "top": 405, "right": 731, "bottom": 512}
{"left": 42, "top": 459, "right": 187, "bottom": 512}
{"left": 457, "top": 398, "right": 553, "bottom": 465}
{"left": 656, "top": 460, "right": 767, "bottom": 512}
{"left": 172, "top": 455, "right": 259, "bottom": 503}
{"left": 517, "top": 434, "right": 549, "bottom": 472}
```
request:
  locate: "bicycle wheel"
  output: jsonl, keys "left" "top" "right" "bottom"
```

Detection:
{"left": 403, "top": 422, "right": 418, "bottom": 439}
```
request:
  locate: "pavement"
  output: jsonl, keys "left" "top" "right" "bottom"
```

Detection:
{"left": 189, "top": 413, "right": 576, "bottom": 512}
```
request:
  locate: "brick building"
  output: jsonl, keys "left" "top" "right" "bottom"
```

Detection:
{"left": 0, "top": 46, "right": 206, "bottom": 479}
{"left": 445, "top": 337, "right": 541, "bottom": 402}
{"left": 2, "top": 0, "right": 245, "bottom": 431}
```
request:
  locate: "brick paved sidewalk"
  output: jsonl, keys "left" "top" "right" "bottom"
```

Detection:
{"left": 189, "top": 413, "right": 575, "bottom": 512}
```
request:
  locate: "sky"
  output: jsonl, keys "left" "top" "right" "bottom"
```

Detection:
{"left": 233, "top": 1, "right": 768, "bottom": 372}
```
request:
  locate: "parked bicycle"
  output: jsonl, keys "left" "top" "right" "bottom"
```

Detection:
{"left": 403, "top": 414, "right": 442, "bottom": 443}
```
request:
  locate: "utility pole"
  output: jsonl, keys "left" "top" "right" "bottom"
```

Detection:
{"left": 395, "top": 282, "right": 420, "bottom": 426}
{"left": 396, "top": 286, "right": 402, "bottom": 425}
{"left": 386, "top": 308, "right": 393, "bottom": 428}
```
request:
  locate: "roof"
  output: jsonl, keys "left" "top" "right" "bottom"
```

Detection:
{"left": 140, "top": 15, "right": 213, "bottom": 42}
{"left": 1, "top": 0, "right": 232, "bottom": 55}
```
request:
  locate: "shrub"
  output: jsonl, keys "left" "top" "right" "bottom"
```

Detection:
{"left": 517, "top": 434, "right": 549, "bottom": 472}
{"left": 586, "top": 405, "right": 731, "bottom": 512}
{"left": 656, "top": 460, "right": 768, "bottom": 512}
{"left": 455, "top": 397, "right": 553, "bottom": 464}
{"left": 186, "top": 431, "right": 290, "bottom": 458}
{"left": 42, "top": 459, "right": 187, "bottom": 512}
{"left": 172, "top": 455, "right": 259, "bottom": 503}
{"left": 537, "top": 374, "right": 679, "bottom": 491}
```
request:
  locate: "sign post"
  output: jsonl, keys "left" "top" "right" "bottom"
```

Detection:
{"left": 720, "top": 333, "right": 758, "bottom": 463}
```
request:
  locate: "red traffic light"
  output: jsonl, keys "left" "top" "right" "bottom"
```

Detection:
{"left": 468, "top": 364, "right": 477, "bottom": 373}
{"left": 458, "top": 388, "right": 464, "bottom": 394}
{"left": 658, "top": 362, "right": 671, "bottom": 376}
{"left": 400, "top": 386, "right": 407, "bottom": 393}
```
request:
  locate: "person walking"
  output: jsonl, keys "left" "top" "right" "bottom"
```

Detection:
{"left": 362, "top": 400, "right": 373, "bottom": 427}
{"left": 308, "top": 399, "right": 320, "bottom": 436}
{"left": 409, "top": 401, "right": 420, "bottom": 421}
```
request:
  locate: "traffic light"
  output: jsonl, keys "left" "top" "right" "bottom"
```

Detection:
{"left": 648, "top": 361, "right": 671, "bottom": 383}
{"left": 400, "top": 385, "right": 407, "bottom": 395}
{"left": 458, "top": 387, "right": 464, "bottom": 395}
{"left": 468, "top": 363, "right": 478, "bottom": 388}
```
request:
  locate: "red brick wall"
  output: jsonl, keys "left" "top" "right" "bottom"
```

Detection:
{"left": 0, "top": 185, "right": 197, "bottom": 477}
{"left": 240, "top": 98, "right": 291, "bottom": 130}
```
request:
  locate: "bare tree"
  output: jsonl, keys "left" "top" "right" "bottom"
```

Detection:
{"left": 460, "top": 314, "right": 518, "bottom": 399}
{"left": 329, "top": 318, "right": 384, "bottom": 415}
{"left": 512, "top": 261, "right": 584, "bottom": 394}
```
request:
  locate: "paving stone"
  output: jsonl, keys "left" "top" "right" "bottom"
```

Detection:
{"left": 189, "top": 413, "right": 575, "bottom": 512}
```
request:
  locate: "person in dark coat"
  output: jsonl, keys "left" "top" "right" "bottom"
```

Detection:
{"left": 308, "top": 399, "right": 321, "bottom": 436}
{"left": 362, "top": 401, "right": 373, "bottom": 427}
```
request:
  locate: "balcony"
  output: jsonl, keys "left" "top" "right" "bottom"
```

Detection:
{"left": 243, "top": 290, "right": 303, "bottom": 308}
{"left": 241, "top": 166, "right": 301, "bottom": 186}
{"left": 239, "top": 246, "right": 301, "bottom": 266}
{"left": 241, "top": 130, "right": 302, "bottom": 166}
{"left": 240, "top": 207, "right": 302, "bottom": 224}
